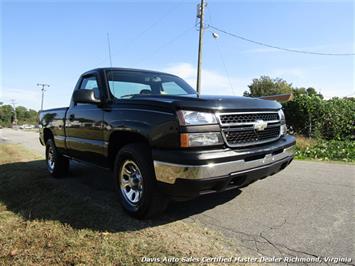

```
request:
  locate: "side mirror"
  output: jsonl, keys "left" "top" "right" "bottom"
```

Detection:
{"left": 72, "top": 89, "right": 101, "bottom": 104}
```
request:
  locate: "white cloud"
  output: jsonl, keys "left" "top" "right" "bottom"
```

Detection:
{"left": 2, "top": 64, "right": 351, "bottom": 111}
{"left": 0, "top": 87, "right": 41, "bottom": 110}
{"left": 163, "top": 63, "right": 354, "bottom": 99}
{"left": 164, "top": 62, "right": 250, "bottom": 96}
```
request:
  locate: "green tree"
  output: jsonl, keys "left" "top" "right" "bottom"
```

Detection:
{"left": 27, "top": 109, "right": 38, "bottom": 124}
{"left": 14, "top": 106, "right": 38, "bottom": 125}
{"left": 292, "top": 87, "right": 323, "bottom": 99}
{"left": 16, "top": 106, "right": 28, "bottom": 123}
{"left": 0, "top": 105, "right": 15, "bottom": 126}
{"left": 0, "top": 105, "right": 38, "bottom": 126}
{"left": 244, "top": 76, "right": 293, "bottom": 97}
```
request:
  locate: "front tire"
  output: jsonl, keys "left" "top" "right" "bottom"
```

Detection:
{"left": 113, "top": 143, "right": 169, "bottom": 219}
{"left": 45, "top": 139, "right": 69, "bottom": 178}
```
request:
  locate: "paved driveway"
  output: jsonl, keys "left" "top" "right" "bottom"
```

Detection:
{"left": 1, "top": 128, "right": 354, "bottom": 265}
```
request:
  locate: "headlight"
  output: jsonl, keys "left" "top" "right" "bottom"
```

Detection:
{"left": 278, "top": 109, "right": 285, "bottom": 123}
{"left": 177, "top": 110, "right": 217, "bottom": 125}
{"left": 180, "top": 132, "right": 223, "bottom": 147}
{"left": 280, "top": 124, "right": 287, "bottom": 135}
{"left": 278, "top": 109, "right": 287, "bottom": 135}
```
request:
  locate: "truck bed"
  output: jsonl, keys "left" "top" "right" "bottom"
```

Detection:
{"left": 39, "top": 107, "right": 68, "bottom": 150}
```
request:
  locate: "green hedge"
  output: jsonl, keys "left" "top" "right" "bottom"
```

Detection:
{"left": 283, "top": 96, "right": 355, "bottom": 140}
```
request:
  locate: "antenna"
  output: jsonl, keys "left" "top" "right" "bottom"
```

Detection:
{"left": 107, "top": 32, "right": 113, "bottom": 67}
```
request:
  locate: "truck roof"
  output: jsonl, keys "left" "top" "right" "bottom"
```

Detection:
{"left": 83, "top": 67, "right": 178, "bottom": 77}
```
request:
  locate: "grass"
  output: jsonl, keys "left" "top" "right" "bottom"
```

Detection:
{"left": 294, "top": 136, "right": 317, "bottom": 151}
{"left": 0, "top": 144, "right": 237, "bottom": 265}
{"left": 295, "top": 136, "right": 354, "bottom": 163}
{"left": 0, "top": 144, "right": 42, "bottom": 164}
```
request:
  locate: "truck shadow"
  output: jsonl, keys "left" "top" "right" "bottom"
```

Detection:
{"left": 0, "top": 160, "right": 241, "bottom": 233}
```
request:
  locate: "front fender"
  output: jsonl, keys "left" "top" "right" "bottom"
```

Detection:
{"left": 104, "top": 109, "right": 179, "bottom": 149}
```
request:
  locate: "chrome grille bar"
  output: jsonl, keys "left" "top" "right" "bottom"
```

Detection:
{"left": 216, "top": 111, "right": 282, "bottom": 147}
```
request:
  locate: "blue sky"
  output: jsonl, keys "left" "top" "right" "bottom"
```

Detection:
{"left": 1, "top": 0, "right": 354, "bottom": 110}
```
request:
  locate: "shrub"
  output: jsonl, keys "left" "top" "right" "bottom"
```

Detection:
{"left": 295, "top": 138, "right": 354, "bottom": 162}
{"left": 319, "top": 97, "right": 355, "bottom": 140}
{"left": 283, "top": 96, "right": 355, "bottom": 140}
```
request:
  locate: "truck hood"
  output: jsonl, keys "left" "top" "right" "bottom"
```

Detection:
{"left": 128, "top": 94, "right": 281, "bottom": 112}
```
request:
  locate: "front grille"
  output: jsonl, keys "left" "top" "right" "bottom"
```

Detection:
{"left": 217, "top": 112, "right": 281, "bottom": 147}
{"left": 223, "top": 126, "right": 280, "bottom": 146}
{"left": 219, "top": 113, "right": 279, "bottom": 125}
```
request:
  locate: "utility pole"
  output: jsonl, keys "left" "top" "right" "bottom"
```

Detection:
{"left": 37, "top": 83, "right": 50, "bottom": 110}
{"left": 10, "top": 99, "right": 17, "bottom": 125}
{"left": 196, "top": 0, "right": 206, "bottom": 95}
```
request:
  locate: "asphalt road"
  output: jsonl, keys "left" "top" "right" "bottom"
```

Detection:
{"left": 1, "top": 128, "right": 354, "bottom": 265}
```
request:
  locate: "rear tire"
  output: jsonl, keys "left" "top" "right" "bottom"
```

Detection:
{"left": 45, "top": 139, "right": 69, "bottom": 178}
{"left": 113, "top": 143, "right": 169, "bottom": 219}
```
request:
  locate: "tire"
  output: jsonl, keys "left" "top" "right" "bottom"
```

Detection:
{"left": 113, "top": 143, "right": 169, "bottom": 219}
{"left": 45, "top": 139, "right": 69, "bottom": 178}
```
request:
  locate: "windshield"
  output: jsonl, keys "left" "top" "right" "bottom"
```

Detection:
{"left": 107, "top": 70, "right": 196, "bottom": 99}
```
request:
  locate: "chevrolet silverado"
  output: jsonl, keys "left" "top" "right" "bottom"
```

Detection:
{"left": 39, "top": 68, "right": 295, "bottom": 218}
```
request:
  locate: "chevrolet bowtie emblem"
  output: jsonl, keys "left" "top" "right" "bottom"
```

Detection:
{"left": 254, "top": 120, "right": 268, "bottom": 131}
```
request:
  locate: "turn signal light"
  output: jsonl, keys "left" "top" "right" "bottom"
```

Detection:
{"left": 180, "top": 133, "right": 190, "bottom": 148}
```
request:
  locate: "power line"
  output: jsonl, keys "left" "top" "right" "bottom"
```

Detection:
{"left": 208, "top": 24, "right": 355, "bottom": 56}
{"left": 92, "top": 1, "right": 186, "bottom": 68}
{"left": 206, "top": 7, "right": 235, "bottom": 95}
{"left": 127, "top": 0, "right": 185, "bottom": 45}
{"left": 135, "top": 25, "right": 195, "bottom": 65}
{"left": 213, "top": 36, "right": 236, "bottom": 95}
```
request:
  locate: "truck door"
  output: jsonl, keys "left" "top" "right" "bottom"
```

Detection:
{"left": 65, "top": 74, "right": 105, "bottom": 165}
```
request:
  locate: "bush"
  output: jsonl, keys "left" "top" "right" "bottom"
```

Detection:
{"left": 283, "top": 96, "right": 354, "bottom": 140}
{"left": 295, "top": 138, "right": 354, "bottom": 162}
{"left": 319, "top": 97, "right": 355, "bottom": 140}
{"left": 283, "top": 95, "right": 324, "bottom": 138}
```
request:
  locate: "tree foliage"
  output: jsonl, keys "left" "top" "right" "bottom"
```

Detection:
{"left": 292, "top": 87, "right": 324, "bottom": 99}
{"left": 242, "top": 75, "right": 353, "bottom": 141}
{"left": 0, "top": 105, "right": 14, "bottom": 127}
{"left": 244, "top": 76, "right": 293, "bottom": 97}
{"left": 0, "top": 104, "right": 38, "bottom": 126}
{"left": 283, "top": 96, "right": 354, "bottom": 140}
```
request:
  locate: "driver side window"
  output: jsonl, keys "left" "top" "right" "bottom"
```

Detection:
{"left": 80, "top": 76, "right": 100, "bottom": 99}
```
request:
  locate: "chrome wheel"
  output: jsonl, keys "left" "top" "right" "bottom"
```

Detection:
{"left": 47, "top": 145, "right": 55, "bottom": 171}
{"left": 119, "top": 160, "right": 143, "bottom": 206}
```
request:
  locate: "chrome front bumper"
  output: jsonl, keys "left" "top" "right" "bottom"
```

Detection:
{"left": 154, "top": 145, "right": 295, "bottom": 184}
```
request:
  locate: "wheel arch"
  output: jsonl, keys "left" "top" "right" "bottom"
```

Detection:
{"left": 107, "top": 130, "right": 150, "bottom": 169}
{"left": 43, "top": 128, "right": 54, "bottom": 144}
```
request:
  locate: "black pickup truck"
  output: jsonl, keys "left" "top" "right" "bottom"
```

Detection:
{"left": 39, "top": 68, "right": 295, "bottom": 218}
